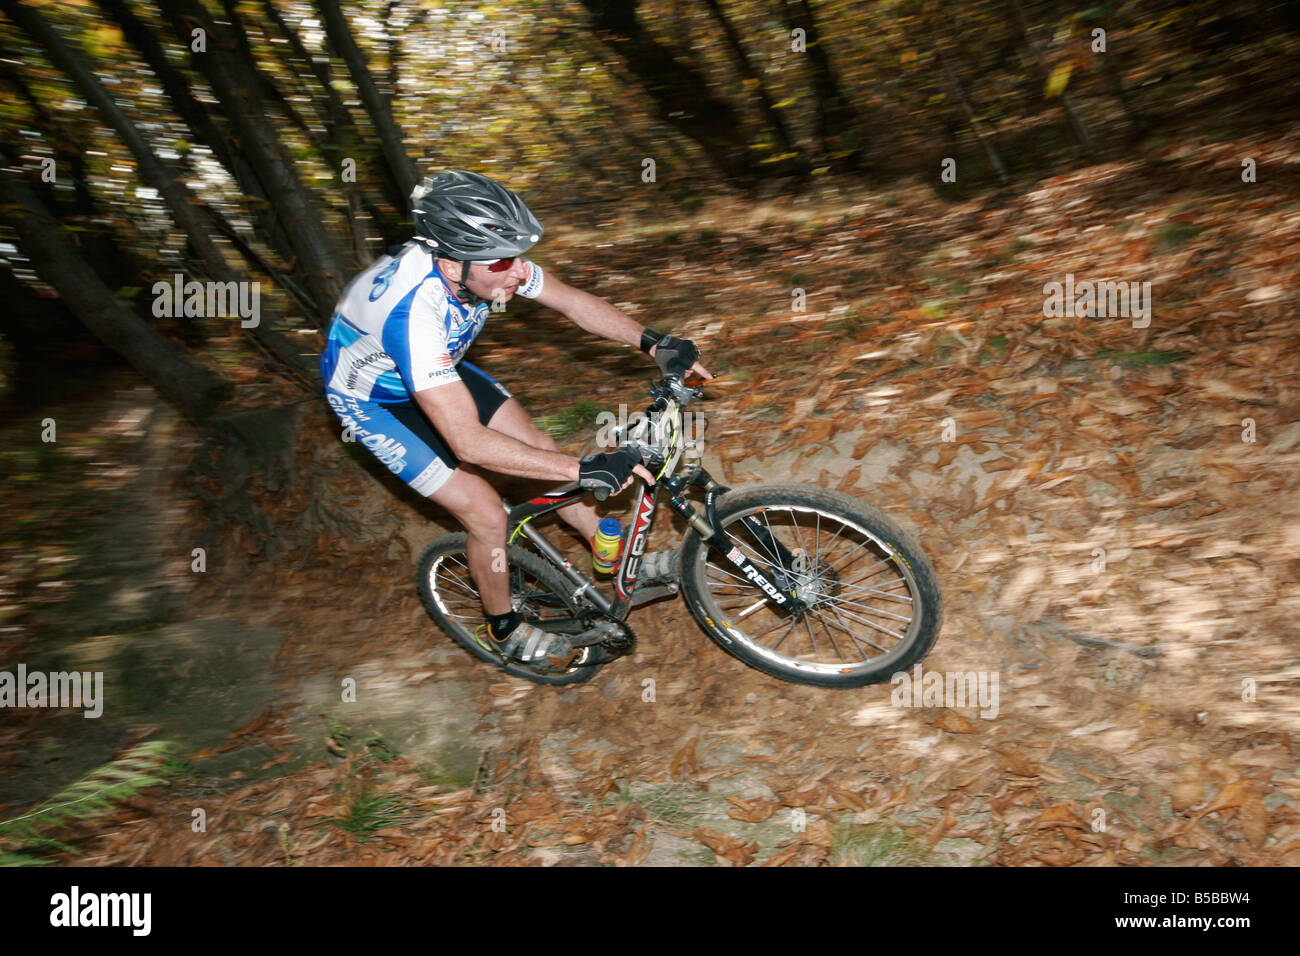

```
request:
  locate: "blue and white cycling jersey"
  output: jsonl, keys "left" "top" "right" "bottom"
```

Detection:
{"left": 320, "top": 241, "right": 545, "bottom": 403}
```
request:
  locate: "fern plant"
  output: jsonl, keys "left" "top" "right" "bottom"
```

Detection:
{"left": 0, "top": 739, "right": 177, "bottom": 865}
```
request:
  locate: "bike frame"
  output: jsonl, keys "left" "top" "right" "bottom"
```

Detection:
{"left": 501, "top": 461, "right": 808, "bottom": 622}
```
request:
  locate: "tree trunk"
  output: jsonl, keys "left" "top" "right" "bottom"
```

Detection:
{"left": 316, "top": 0, "right": 418, "bottom": 203}
{"left": 159, "top": 0, "right": 352, "bottom": 323}
{"left": 10, "top": 1, "right": 318, "bottom": 382}
{"left": 923, "top": 15, "right": 1010, "bottom": 186}
{"left": 699, "top": 0, "right": 808, "bottom": 178}
{"left": 97, "top": 0, "right": 304, "bottom": 275}
{"left": 777, "top": 0, "right": 865, "bottom": 171}
{"left": 261, "top": 0, "right": 393, "bottom": 254}
{"left": 0, "top": 50, "right": 97, "bottom": 216}
{"left": 7, "top": 2, "right": 232, "bottom": 278}
{"left": 578, "top": 0, "right": 757, "bottom": 189}
{"left": 571, "top": 36, "right": 704, "bottom": 177}
{"left": 95, "top": 0, "right": 238, "bottom": 183}
{"left": 0, "top": 159, "right": 230, "bottom": 424}
{"left": 1006, "top": 0, "right": 1095, "bottom": 154}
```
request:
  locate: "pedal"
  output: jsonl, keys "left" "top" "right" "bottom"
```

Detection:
{"left": 629, "top": 582, "right": 679, "bottom": 607}
{"left": 565, "top": 616, "right": 637, "bottom": 657}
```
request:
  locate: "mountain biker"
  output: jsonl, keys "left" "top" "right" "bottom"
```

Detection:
{"left": 321, "top": 169, "right": 713, "bottom": 667}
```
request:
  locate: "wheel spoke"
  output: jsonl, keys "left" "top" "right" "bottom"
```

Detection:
{"left": 760, "top": 509, "right": 788, "bottom": 574}
{"left": 792, "top": 511, "right": 810, "bottom": 572}
{"left": 823, "top": 539, "right": 890, "bottom": 576}
{"left": 816, "top": 514, "right": 848, "bottom": 564}
{"left": 437, "top": 563, "right": 478, "bottom": 596}
{"left": 821, "top": 593, "right": 915, "bottom": 624}
{"left": 820, "top": 601, "right": 891, "bottom": 655}
{"left": 832, "top": 575, "right": 914, "bottom": 603}
{"left": 705, "top": 562, "right": 750, "bottom": 585}
{"left": 824, "top": 600, "right": 907, "bottom": 644}
{"left": 800, "top": 611, "right": 821, "bottom": 656}
{"left": 809, "top": 606, "right": 851, "bottom": 661}
{"left": 745, "top": 613, "right": 796, "bottom": 642}
{"left": 768, "top": 616, "right": 799, "bottom": 652}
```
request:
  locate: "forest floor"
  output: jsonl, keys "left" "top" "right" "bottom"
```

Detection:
{"left": 3, "top": 125, "right": 1299, "bottom": 866}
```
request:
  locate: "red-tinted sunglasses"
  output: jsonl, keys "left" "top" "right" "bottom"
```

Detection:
{"left": 473, "top": 256, "right": 518, "bottom": 273}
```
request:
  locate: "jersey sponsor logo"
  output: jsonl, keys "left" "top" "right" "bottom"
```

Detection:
{"left": 343, "top": 396, "right": 371, "bottom": 421}
{"left": 368, "top": 257, "right": 401, "bottom": 302}
{"left": 359, "top": 431, "right": 409, "bottom": 470}
{"left": 426, "top": 363, "right": 457, "bottom": 382}
{"left": 326, "top": 393, "right": 408, "bottom": 474}
{"left": 328, "top": 392, "right": 374, "bottom": 422}
{"left": 444, "top": 305, "right": 486, "bottom": 361}
{"left": 344, "top": 349, "right": 391, "bottom": 391}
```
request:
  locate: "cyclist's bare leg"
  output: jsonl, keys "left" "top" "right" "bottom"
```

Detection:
{"left": 486, "top": 398, "right": 600, "bottom": 541}
{"left": 426, "top": 465, "right": 512, "bottom": 616}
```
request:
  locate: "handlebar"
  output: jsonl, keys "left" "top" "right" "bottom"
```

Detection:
{"left": 541, "top": 375, "right": 707, "bottom": 501}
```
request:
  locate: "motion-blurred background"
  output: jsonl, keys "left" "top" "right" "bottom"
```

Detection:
{"left": 1, "top": 0, "right": 1298, "bottom": 867}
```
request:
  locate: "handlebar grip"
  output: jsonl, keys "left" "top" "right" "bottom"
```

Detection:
{"left": 593, "top": 485, "right": 610, "bottom": 502}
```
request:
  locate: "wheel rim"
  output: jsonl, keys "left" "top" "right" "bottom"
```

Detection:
{"left": 693, "top": 504, "right": 927, "bottom": 678}
{"left": 425, "top": 550, "right": 597, "bottom": 672}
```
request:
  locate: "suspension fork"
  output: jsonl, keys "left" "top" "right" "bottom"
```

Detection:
{"left": 663, "top": 467, "right": 806, "bottom": 612}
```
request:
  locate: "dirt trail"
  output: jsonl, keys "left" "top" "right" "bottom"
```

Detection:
{"left": 7, "top": 130, "right": 1300, "bottom": 865}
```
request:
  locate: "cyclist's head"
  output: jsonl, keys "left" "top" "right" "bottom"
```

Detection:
{"left": 411, "top": 169, "right": 542, "bottom": 261}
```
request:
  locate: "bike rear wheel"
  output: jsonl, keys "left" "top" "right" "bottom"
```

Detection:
{"left": 679, "top": 484, "right": 942, "bottom": 688}
{"left": 416, "top": 533, "right": 606, "bottom": 686}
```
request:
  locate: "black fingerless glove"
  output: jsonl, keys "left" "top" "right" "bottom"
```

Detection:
{"left": 651, "top": 334, "right": 699, "bottom": 378}
{"left": 578, "top": 448, "right": 639, "bottom": 501}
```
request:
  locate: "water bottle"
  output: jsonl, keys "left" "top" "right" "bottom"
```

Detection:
{"left": 592, "top": 517, "right": 623, "bottom": 574}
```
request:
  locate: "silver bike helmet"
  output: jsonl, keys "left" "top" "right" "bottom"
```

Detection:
{"left": 411, "top": 169, "right": 543, "bottom": 260}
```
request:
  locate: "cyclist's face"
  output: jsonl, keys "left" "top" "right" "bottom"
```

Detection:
{"left": 460, "top": 257, "right": 531, "bottom": 303}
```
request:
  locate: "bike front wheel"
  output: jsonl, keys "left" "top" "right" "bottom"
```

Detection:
{"left": 678, "top": 484, "right": 942, "bottom": 688}
{"left": 416, "top": 533, "right": 606, "bottom": 686}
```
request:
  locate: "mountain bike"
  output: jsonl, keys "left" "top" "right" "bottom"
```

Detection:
{"left": 416, "top": 373, "right": 943, "bottom": 688}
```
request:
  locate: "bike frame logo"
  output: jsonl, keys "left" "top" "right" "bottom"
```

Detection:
{"left": 616, "top": 489, "right": 658, "bottom": 599}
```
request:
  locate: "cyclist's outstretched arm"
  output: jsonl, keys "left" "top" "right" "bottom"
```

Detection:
{"left": 532, "top": 271, "right": 643, "bottom": 346}
{"left": 414, "top": 381, "right": 653, "bottom": 489}
{"left": 532, "top": 271, "right": 713, "bottom": 380}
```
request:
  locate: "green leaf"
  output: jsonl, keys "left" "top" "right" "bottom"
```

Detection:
{"left": 1045, "top": 63, "right": 1073, "bottom": 99}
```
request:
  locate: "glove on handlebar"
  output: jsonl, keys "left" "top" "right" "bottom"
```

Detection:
{"left": 578, "top": 447, "right": 640, "bottom": 501}
{"left": 652, "top": 334, "right": 699, "bottom": 378}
